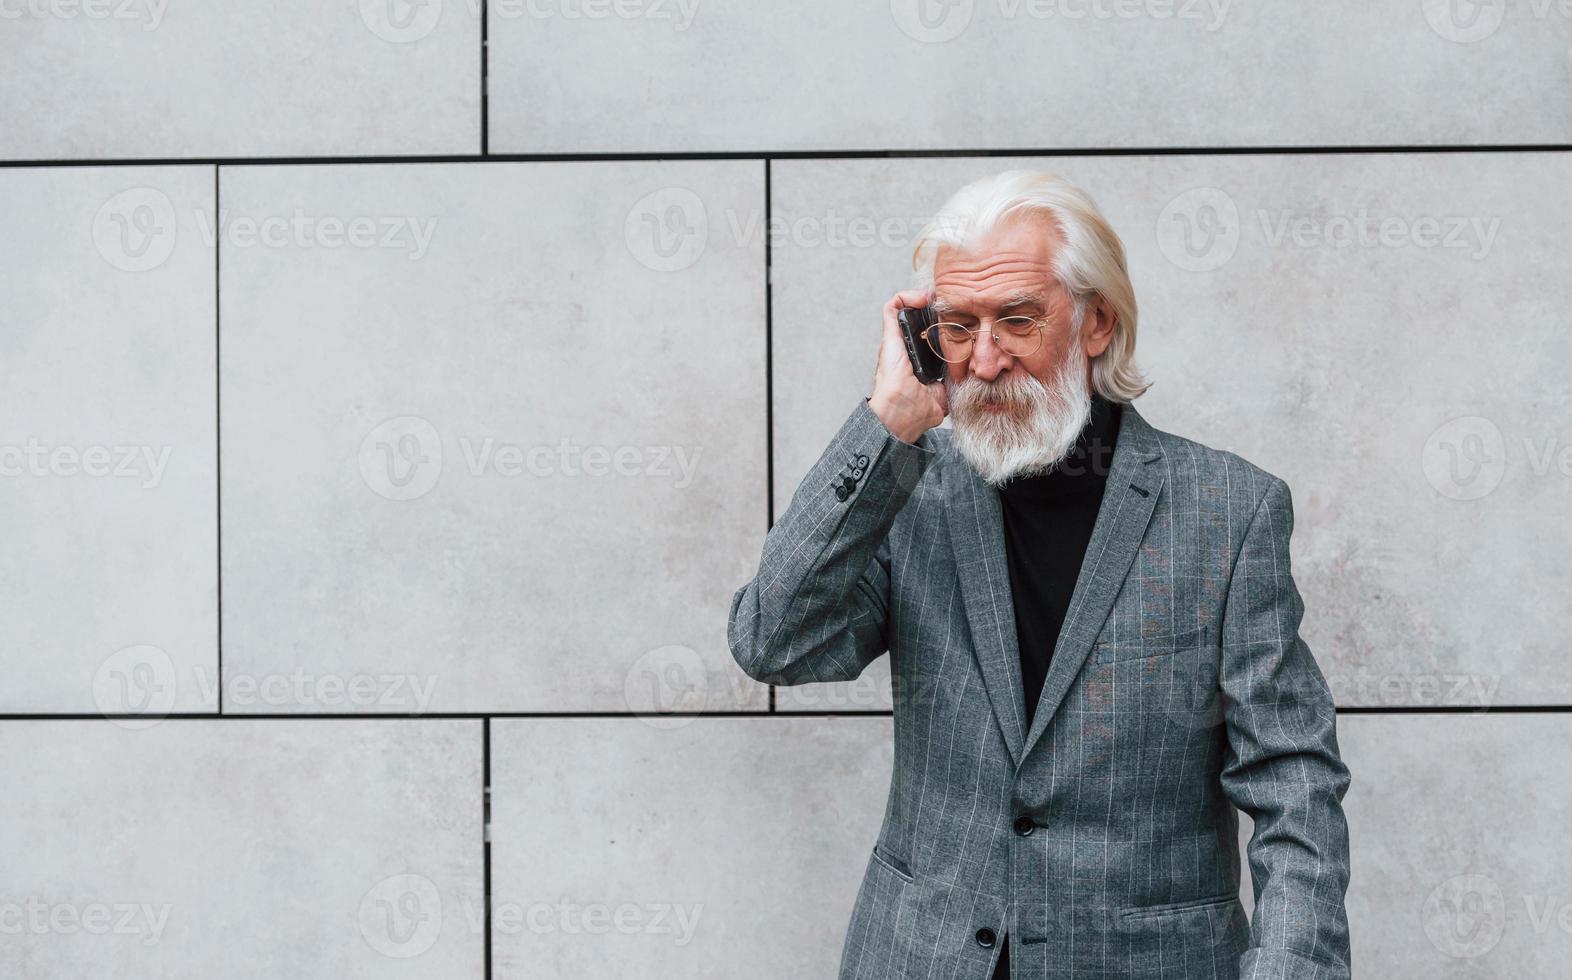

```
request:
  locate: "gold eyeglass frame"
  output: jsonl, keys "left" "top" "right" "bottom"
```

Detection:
{"left": 921, "top": 315, "right": 1049, "bottom": 363}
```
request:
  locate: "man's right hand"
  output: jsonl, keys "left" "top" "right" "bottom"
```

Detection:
{"left": 869, "top": 290, "right": 949, "bottom": 444}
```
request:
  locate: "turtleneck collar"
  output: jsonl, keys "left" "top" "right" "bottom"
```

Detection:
{"left": 996, "top": 392, "right": 1122, "bottom": 499}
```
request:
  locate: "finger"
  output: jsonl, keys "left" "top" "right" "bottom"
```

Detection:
{"left": 879, "top": 298, "right": 914, "bottom": 365}
{"left": 882, "top": 289, "right": 935, "bottom": 333}
{"left": 931, "top": 378, "right": 950, "bottom": 418}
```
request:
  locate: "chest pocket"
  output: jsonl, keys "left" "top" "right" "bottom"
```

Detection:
{"left": 1091, "top": 624, "right": 1217, "bottom": 664}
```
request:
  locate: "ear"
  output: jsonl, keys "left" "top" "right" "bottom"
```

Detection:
{"left": 1082, "top": 295, "right": 1117, "bottom": 359}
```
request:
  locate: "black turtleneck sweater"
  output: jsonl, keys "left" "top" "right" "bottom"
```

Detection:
{"left": 996, "top": 393, "right": 1122, "bottom": 733}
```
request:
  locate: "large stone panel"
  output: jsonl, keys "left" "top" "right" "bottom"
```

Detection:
{"left": 0, "top": 166, "right": 217, "bottom": 715}
{"left": 0, "top": 719, "right": 484, "bottom": 977}
{"left": 220, "top": 161, "right": 768, "bottom": 713}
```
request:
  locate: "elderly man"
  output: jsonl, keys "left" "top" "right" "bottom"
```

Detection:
{"left": 727, "top": 171, "right": 1352, "bottom": 980}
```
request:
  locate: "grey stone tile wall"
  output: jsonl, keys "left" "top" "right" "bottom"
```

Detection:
{"left": 2, "top": 6, "right": 1565, "bottom": 977}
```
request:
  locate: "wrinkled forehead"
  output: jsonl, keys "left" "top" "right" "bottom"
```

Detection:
{"left": 929, "top": 285, "right": 1053, "bottom": 321}
{"left": 930, "top": 212, "right": 1063, "bottom": 317}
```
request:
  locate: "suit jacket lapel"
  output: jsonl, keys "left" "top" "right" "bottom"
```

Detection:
{"left": 1018, "top": 402, "right": 1165, "bottom": 764}
{"left": 944, "top": 441, "right": 1028, "bottom": 769}
{"left": 945, "top": 401, "right": 1167, "bottom": 772}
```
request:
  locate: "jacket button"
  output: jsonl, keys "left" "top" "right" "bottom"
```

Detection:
{"left": 975, "top": 927, "right": 996, "bottom": 948}
{"left": 834, "top": 485, "right": 849, "bottom": 502}
{"left": 841, "top": 476, "right": 857, "bottom": 492}
{"left": 1013, "top": 816, "right": 1034, "bottom": 836}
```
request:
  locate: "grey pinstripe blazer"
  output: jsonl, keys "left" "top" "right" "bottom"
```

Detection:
{"left": 728, "top": 397, "right": 1352, "bottom": 980}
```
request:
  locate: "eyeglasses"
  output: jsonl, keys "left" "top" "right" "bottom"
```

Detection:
{"left": 921, "top": 315, "right": 1048, "bottom": 363}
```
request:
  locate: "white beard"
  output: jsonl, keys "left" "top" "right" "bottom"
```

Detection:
{"left": 946, "top": 343, "right": 1092, "bottom": 487}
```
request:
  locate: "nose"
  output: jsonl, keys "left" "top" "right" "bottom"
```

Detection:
{"left": 968, "top": 327, "right": 1014, "bottom": 383}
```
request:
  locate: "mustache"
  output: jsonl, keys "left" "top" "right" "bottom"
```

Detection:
{"left": 949, "top": 373, "right": 1047, "bottom": 416}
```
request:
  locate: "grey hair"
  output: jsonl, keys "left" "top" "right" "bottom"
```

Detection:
{"left": 911, "top": 170, "right": 1152, "bottom": 403}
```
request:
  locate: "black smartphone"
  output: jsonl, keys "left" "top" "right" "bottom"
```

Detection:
{"left": 896, "top": 306, "right": 946, "bottom": 384}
